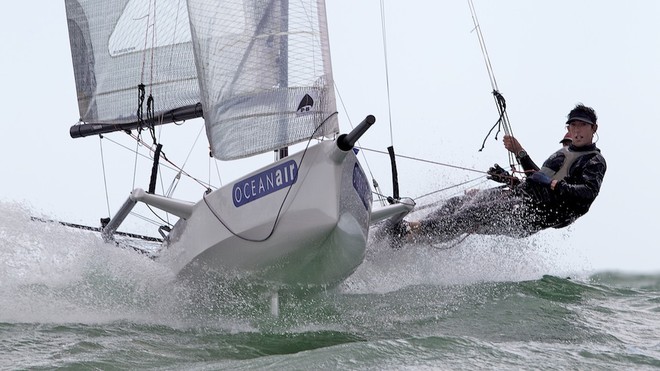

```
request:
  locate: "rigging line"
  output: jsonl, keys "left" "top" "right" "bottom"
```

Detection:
{"left": 206, "top": 148, "right": 224, "bottom": 189}
{"left": 412, "top": 179, "right": 499, "bottom": 215}
{"left": 157, "top": 168, "right": 171, "bottom": 224}
{"left": 100, "top": 132, "right": 212, "bottom": 195}
{"left": 140, "top": 0, "right": 154, "bottom": 83}
{"left": 413, "top": 176, "right": 488, "bottom": 201}
{"left": 155, "top": 117, "right": 171, "bottom": 225}
{"left": 149, "top": 0, "right": 157, "bottom": 89}
{"left": 478, "top": 106, "right": 505, "bottom": 151}
{"left": 105, "top": 130, "right": 213, "bottom": 193}
{"left": 155, "top": 119, "right": 165, "bottom": 194}
{"left": 468, "top": 0, "right": 498, "bottom": 92}
{"left": 166, "top": 0, "right": 184, "bottom": 71}
{"left": 146, "top": 89, "right": 156, "bottom": 143}
{"left": 165, "top": 171, "right": 182, "bottom": 198}
{"left": 162, "top": 120, "right": 205, "bottom": 198}
{"left": 213, "top": 156, "right": 223, "bottom": 187}
{"left": 357, "top": 146, "right": 486, "bottom": 174}
{"left": 129, "top": 209, "right": 168, "bottom": 227}
{"left": 468, "top": 0, "right": 517, "bottom": 167}
{"left": 180, "top": 122, "right": 205, "bottom": 171}
{"left": 102, "top": 135, "right": 178, "bottom": 174}
{"left": 207, "top": 155, "right": 211, "bottom": 190}
{"left": 379, "top": 0, "right": 395, "bottom": 148}
{"left": 137, "top": 84, "right": 145, "bottom": 131}
{"left": 98, "top": 135, "right": 111, "bottom": 218}
{"left": 131, "top": 133, "right": 141, "bottom": 191}
{"left": 138, "top": 204, "right": 174, "bottom": 228}
{"left": 125, "top": 131, "right": 211, "bottom": 190}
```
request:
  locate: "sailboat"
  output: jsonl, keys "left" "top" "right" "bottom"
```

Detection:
{"left": 64, "top": 0, "right": 413, "bottom": 288}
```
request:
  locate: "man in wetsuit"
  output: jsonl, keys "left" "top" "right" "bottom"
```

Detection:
{"left": 406, "top": 103, "right": 606, "bottom": 243}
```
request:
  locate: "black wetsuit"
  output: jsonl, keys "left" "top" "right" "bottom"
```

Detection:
{"left": 518, "top": 152, "right": 540, "bottom": 173}
{"left": 417, "top": 143, "right": 606, "bottom": 242}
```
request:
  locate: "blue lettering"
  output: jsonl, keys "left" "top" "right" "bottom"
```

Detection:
{"left": 352, "top": 163, "right": 371, "bottom": 210}
{"left": 234, "top": 187, "right": 242, "bottom": 204}
{"left": 289, "top": 163, "right": 296, "bottom": 181}
{"left": 232, "top": 160, "right": 299, "bottom": 207}
{"left": 275, "top": 169, "right": 283, "bottom": 186}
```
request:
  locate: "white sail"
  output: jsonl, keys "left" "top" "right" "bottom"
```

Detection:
{"left": 65, "top": 0, "right": 200, "bottom": 126}
{"left": 187, "top": 0, "right": 339, "bottom": 160}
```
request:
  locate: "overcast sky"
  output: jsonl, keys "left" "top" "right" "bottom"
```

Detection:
{"left": 1, "top": 1, "right": 659, "bottom": 273}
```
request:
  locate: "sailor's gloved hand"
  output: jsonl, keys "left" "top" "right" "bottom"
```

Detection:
{"left": 527, "top": 172, "right": 552, "bottom": 187}
{"left": 487, "top": 163, "right": 511, "bottom": 184}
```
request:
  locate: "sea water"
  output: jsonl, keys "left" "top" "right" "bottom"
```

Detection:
{"left": 1, "top": 201, "right": 659, "bottom": 370}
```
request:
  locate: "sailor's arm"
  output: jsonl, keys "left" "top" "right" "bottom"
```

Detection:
{"left": 503, "top": 135, "right": 539, "bottom": 173}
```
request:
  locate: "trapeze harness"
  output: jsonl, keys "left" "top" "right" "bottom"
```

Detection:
{"left": 539, "top": 147, "right": 600, "bottom": 181}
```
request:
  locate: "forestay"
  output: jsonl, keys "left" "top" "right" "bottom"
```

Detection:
{"left": 188, "top": 0, "right": 339, "bottom": 160}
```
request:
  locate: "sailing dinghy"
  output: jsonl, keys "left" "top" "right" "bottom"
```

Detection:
{"left": 64, "top": 0, "right": 413, "bottom": 287}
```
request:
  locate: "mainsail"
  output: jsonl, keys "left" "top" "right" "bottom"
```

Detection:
{"left": 65, "top": 0, "right": 201, "bottom": 134}
{"left": 65, "top": 0, "right": 339, "bottom": 160}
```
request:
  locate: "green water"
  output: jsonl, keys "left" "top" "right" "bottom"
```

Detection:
{"left": 1, "top": 204, "right": 659, "bottom": 369}
{"left": 3, "top": 272, "right": 659, "bottom": 370}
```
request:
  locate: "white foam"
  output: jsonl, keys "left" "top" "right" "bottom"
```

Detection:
{"left": 342, "top": 228, "right": 591, "bottom": 294}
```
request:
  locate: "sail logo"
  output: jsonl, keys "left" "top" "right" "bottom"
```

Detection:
{"left": 352, "top": 163, "right": 371, "bottom": 210}
{"left": 296, "top": 94, "right": 314, "bottom": 115}
{"left": 232, "top": 160, "right": 298, "bottom": 207}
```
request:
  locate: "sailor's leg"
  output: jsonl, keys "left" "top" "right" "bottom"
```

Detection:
{"left": 413, "top": 189, "right": 522, "bottom": 243}
{"left": 424, "top": 195, "right": 467, "bottom": 220}
{"left": 381, "top": 194, "right": 472, "bottom": 246}
{"left": 372, "top": 217, "right": 411, "bottom": 249}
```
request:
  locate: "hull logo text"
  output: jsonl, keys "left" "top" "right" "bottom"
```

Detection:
{"left": 352, "top": 163, "right": 371, "bottom": 210}
{"left": 232, "top": 160, "right": 298, "bottom": 207}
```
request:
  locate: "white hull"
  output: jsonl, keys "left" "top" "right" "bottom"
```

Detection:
{"left": 153, "top": 140, "right": 372, "bottom": 287}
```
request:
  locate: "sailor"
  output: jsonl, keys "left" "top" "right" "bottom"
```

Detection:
{"left": 402, "top": 103, "right": 606, "bottom": 243}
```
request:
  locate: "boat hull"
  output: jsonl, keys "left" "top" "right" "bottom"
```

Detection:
{"left": 156, "top": 141, "right": 372, "bottom": 287}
